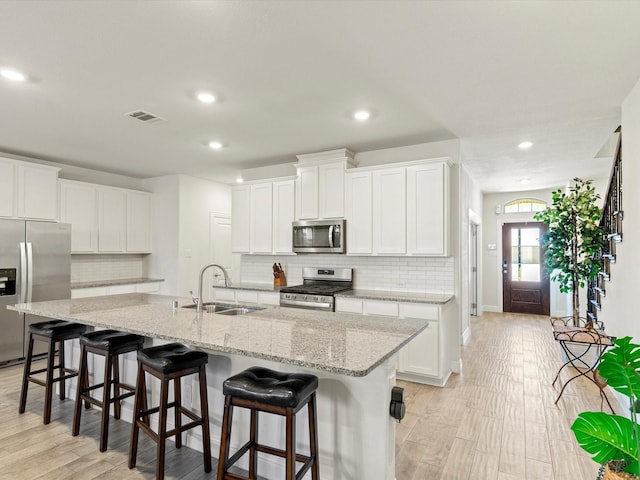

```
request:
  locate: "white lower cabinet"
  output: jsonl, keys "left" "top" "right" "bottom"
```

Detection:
{"left": 335, "top": 297, "right": 445, "bottom": 385}
{"left": 212, "top": 288, "right": 280, "bottom": 306}
{"left": 71, "top": 282, "right": 160, "bottom": 299}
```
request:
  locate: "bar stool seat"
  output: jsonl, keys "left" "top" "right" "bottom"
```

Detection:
{"left": 217, "top": 366, "right": 320, "bottom": 480}
{"left": 72, "top": 329, "right": 145, "bottom": 451}
{"left": 19, "top": 320, "right": 87, "bottom": 424}
{"left": 129, "top": 343, "right": 212, "bottom": 480}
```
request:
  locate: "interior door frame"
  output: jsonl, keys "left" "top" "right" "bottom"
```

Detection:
{"left": 496, "top": 215, "right": 545, "bottom": 313}
{"left": 501, "top": 221, "right": 550, "bottom": 315}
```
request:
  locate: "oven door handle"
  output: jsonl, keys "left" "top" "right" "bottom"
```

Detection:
{"left": 328, "top": 225, "right": 334, "bottom": 248}
{"left": 280, "top": 299, "right": 333, "bottom": 310}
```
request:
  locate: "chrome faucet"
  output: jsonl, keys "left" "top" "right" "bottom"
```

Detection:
{"left": 195, "top": 263, "right": 232, "bottom": 312}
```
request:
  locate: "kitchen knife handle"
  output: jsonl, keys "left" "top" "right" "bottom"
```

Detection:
{"left": 19, "top": 242, "right": 27, "bottom": 303}
{"left": 26, "top": 242, "right": 33, "bottom": 303}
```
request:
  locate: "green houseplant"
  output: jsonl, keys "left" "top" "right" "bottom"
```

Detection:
{"left": 534, "top": 178, "right": 605, "bottom": 326}
{"left": 571, "top": 336, "right": 640, "bottom": 478}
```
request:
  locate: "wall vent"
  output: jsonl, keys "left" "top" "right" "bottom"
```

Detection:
{"left": 125, "top": 110, "right": 166, "bottom": 124}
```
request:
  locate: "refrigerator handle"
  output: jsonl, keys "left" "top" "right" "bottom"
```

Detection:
{"left": 26, "top": 242, "right": 33, "bottom": 303}
{"left": 19, "top": 242, "right": 27, "bottom": 303}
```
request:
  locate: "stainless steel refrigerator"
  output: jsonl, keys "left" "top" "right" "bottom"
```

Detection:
{"left": 0, "top": 219, "right": 71, "bottom": 363}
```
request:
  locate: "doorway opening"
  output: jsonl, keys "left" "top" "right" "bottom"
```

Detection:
{"left": 470, "top": 222, "right": 478, "bottom": 316}
{"left": 502, "top": 222, "right": 550, "bottom": 315}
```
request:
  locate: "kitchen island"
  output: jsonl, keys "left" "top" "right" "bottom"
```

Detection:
{"left": 9, "top": 293, "right": 430, "bottom": 480}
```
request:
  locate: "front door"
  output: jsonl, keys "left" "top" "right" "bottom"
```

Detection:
{"left": 502, "top": 222, "right": 550, "bottom": 315}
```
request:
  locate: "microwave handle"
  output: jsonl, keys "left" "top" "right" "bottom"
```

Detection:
{"left": 328, "top": 225, "right": 334, "bottom": 248}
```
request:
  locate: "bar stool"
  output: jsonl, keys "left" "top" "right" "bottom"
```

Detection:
{"left": 19, "top": 319, "right": 87, "bottom": 424}
{"left": 72, "top": 329, "right": 145, "bottom": 451}
{"left": 217, "top": 366, "right": 320, "bottom": 480}
{"left": 128, "top": 343, "right": 212, "bottom": 480}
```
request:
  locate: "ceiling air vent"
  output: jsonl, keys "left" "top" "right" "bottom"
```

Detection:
{"left": 125, "top": 110, "right": 166, "bottom": 124}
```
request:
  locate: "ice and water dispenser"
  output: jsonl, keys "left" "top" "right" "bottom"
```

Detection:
{"left": 0, "top": 268, "right": 16, "bottom": 296}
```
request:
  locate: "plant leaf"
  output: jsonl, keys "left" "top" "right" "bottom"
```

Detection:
{"left": 599, "top": 337, "right": 640, "bottom": 400}
{"left": 571, "top": 412, "right": 638, "bottom": 465}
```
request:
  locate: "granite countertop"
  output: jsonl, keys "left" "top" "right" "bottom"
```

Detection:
{"left": 71, "top": 278, "right": 164, "bottom": 289}
{"left": 336, "top": 289, "right": 454, "bottom": 305}
{"left": 7, "top": 293, "right": 428, "bottom": 377}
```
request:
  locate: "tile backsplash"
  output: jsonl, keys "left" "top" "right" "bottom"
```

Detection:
{"left": 240, "top": 255, "right": 454, "bottom": 293}
{"left": 71, "top": 254, "right": 145, "bottom": 283}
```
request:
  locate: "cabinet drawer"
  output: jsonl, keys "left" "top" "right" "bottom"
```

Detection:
{"left": 236, "top": 290, "right": 259, "bottom": 304}
{"left": 109, "top": 284, "right": 136, "bottom": 295}
{"left": 363, "top": 300, "right": 398, "bottom": 317}
{"left": 135, "top": 282, "right": 160, "bottom": 293}
{"left": 258, "top": 291, "right": 280, "bottom": 306}
{"left": 399, "top": 303, "right": 439, "bottom": 320}
{"left": 335, "top": 297, "right": 363, "bottom": 314}
{"left": 213, "top": 288, "right": 236, "bottom": 302}
{"left": 71, "top": 287, "right": 109, "bottom": 299}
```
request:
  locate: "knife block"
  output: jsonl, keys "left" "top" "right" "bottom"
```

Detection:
{"left": 274, "top": 271, "right": 287, "bottom": 287}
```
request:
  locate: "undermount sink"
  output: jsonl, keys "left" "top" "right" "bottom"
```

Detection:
{"left": 216, "top": 307, "right": 264, "bottom": 316}
{"left": 182, "top": 302, "right": 236, "bottom": 312}
{"left": 182, "top": 302, "right": 264, "bottom": 315}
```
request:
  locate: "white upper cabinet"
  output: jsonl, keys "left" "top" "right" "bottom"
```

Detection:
{"left": 295, "top": 166, "right": 319, "bottom": 220}
{"left": 345, "top": 170, "right": 372, "bottom": 254}
{"left": 294, "top": 148, "right": 355, "bottom": 220}
{"left": 272, "top": 180, "right": 295, "bottom": 254}
{"left": 59, "top": 180, "right": 98, "bottom": 252}
{"left": 407, "top": 162, "right": 448, "bottom": 256}
{"left": 0, "top": 157, "right": 59, "bottom": 220}
{"left": 0, "top": 159, "right": 16, "bottom": 218}
{"left": 231, "top": 185, "right": 251, "bottom": 253}
{"left": 126, "top": 191, "right": 152, "bottom": 253}
{"left": 373, "top": 167, "right": 406, "bottom": 254}
{"left": 318, "top": 162, "right": 345, "bottom": 219}
{"left": 232, "top": 178, "right": 295, "bottom": 255}
{"left": 344, "top": 159, "right": 450, "bottom": 257}
{"left": 97, "top": 187, "right": 126, "bottom": 253}
{"left": 59, "top": 179, "right": 152, "bottom": 254}
{"left": 250, "top": 183, "right": 273, "bottom": 253}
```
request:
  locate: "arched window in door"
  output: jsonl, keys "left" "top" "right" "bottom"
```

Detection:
{"left": 504, "top": 198, "right": 546, "bottom": 214}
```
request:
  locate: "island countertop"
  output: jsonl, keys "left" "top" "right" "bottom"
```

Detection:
{"left": 8, "top": 293, "right": 428, "bottom": 377}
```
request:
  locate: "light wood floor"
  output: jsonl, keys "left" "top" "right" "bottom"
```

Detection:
{"left": 0, "top": 312, "right": 614, "bottom": 479}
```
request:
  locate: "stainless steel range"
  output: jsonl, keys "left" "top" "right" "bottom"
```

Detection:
{"left": 279, "top": 267, "right": 352, "bottom": 312}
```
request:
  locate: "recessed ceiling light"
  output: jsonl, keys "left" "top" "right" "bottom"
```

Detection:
{"left": 518, "top": 141, "right": 533, "bottom": 150}
{"left": 197, "top": 91, "right": 216, "bottom": 104}
{"left": 235, "top": 177, "right": 244, "bottom": 183}
{"left": 353, "top": 110, "right": 371, "bottom": 121}
{"left": 520, "top": 178, "right": 531, "bottom": 185}
{"left": 208, "top": 141, "right": 223, "bottom": 150}
{"left": 0, "top": 68, "right": 26, "bottom": 82}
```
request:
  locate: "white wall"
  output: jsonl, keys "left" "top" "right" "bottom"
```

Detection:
{"left": 599, "top": 77, "right": 640, "bottom": 340}
{"left": 142, "top": 175, "right": 180, "bottom": 296}
{"left": 481, "top": 188, "right": 556, "bottom": 313}
{"left": 177, "top": 175, "right": 232, "bottom": 297}
{"left": 458, "top": 163, "right": 483, "bottom": 344}
{"left": 143, "top": 174, "right": 232, "bottom": 298}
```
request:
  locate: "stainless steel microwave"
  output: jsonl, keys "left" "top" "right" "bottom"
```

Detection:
{"left": 292, "top": 219, "right": 345, "bottom": 254}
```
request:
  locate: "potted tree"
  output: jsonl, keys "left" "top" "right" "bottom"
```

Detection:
{"left": 571, "top": 336, "right": 640, "bottom": 479}
{"left": 534, "top": 178, "right": 605, "bottom": 327}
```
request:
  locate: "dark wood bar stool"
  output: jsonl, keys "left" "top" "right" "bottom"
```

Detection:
{"left": 128, "top": 343, "right": 212, "bottom": 480}
{"left": 72, "top": 329, "right": 145, "bottom": 451}
{"left": 19, "top": 319, "right": 87, "bottom": 424}
{"left": 217, "top": 366, "right": 320, "bottom": 480}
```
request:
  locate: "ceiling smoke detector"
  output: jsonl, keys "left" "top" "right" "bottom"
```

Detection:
{"left": 125, "top": 110, "right": 166, "bottom": 124}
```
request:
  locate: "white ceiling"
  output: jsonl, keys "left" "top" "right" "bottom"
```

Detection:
{"left": 1, "top": 1, "right": 639, "bottom": 192}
